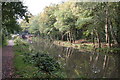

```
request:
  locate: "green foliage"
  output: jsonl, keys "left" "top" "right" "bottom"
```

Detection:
{"left": 30, "top": 53, "right": 60, "bottom": 72}
{"left": 2, "top": 35, "right": 8, "bottom": 46}
{"left": 76, "top": 16, "right": 93, "bottom": 29}
{"left": 14, "top": 53, "right": 38, "bottom": 78}
{"left": 14, "top": 36, "right": 28, "bottom": 46}
{"left": 96, "top": 47, "right": 120, "bottom": 54}
{"left": 13, "top": 41, "right": 66, "bottom": 78}
{"left": 28, "top": 16, "right": 40, "bottom": 34}
{"left": 54, "top": 2, "right": 77, "bottom": 34}
{"left": 13, "top": 44, "right": 38, "bottom": 78}
{"left": 38, "top": 5, "right": 59, "bottom": 39}
{"left": 24, "top": 52, "right": 65, "bottom": 78}
{"left": 2, "top": 2, "right": 29, "bottom": 34}
{"left": 19, "top": 1, "right": 120, "bottom": 47}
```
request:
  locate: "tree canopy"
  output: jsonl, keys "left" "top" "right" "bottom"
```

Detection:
{"left": 2, "top": 2, "right": 29, "bottom": 34}
{"left": 19, "top": 1, "right": 120, "bottom": 47}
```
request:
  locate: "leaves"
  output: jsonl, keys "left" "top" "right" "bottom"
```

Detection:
{"left": 2, "top": 2, "right": 29, "bottom": 34}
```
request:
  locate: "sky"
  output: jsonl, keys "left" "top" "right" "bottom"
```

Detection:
{"left": 21, "top": 0, "right": 68, "bottom": 16}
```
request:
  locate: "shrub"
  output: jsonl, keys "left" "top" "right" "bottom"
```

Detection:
{"left": 24, "top": 53, "right": 60, "bottom": 72}
{"left": 24, "top": 52, "right": 66, "bottom": 78}
{"left": 14, "top": 36, "right": 28, "bottom": 46}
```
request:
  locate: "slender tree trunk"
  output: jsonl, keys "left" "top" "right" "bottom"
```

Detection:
{"left": 71, "top": 32, "right": 74, "bottom": 43}
{"left": 67, "top": 33, "right": 70, "bottom": 42}
{"left": 96, "top": 31, "right": 101, "bottom": 48}
{"left": 103, "top": 55, "right": 107, "bottom": 70}
{"left": 92, "top": 30, "right": 95, "bottom": 48}
{"left": 95, "top": 28, "right": 101, "bottom": 48}
{"left": 109, "top": 20, "right": 118, "bottom": 45}
{"left": 69, "top": 32, "right": 72, "bottom": 43}
{"left": 105, "top": 8, "right": 111, "bottom": 48}
{"left": 62, "top": 33, "right": 64, "bottom": 41}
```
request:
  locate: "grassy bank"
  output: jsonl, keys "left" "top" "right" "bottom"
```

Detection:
{"left": 13, "top": 45, "right": 38, "bottom": 78}
{"left": 53, "top": 40, "right": 120, "bottom": 53}
{"left": 54, "top": 40, "right": 94, "bottom": 52}
{"left": 13, "top": 37, "right": 66, "bottom": 78}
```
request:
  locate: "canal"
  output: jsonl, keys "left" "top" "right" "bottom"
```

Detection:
{"left": 31, "top": 39, "right": 120, "bottom": 78}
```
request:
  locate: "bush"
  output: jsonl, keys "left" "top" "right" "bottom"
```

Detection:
{"left": 33, "top": 53, "right": 60, "bottom": 73}
{"left": 24, "top": 52, "right": 66, "bottom": 78}
{"left": 13, "top": 40, "right": 67, "bottom": 78}
{"left": 14, "top": 36, "right": 28, "bottom": 46}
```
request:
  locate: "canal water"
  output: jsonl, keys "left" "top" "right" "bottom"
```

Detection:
{"left": 31, "top": 39, "right": 120, "bottom": 78}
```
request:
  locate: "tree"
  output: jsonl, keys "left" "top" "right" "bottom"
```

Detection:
{"left": 2, "top": 2, "right": 29, "bottom": 34}
{"left": 29, "top": 16, "right": 40, "bottom": 34}
{"left": 23, "top": 1, "right": 120, "bottom": 48}
{"left": 112, "top": 2, "right": 120, "bottom": 47}
{"left": 2, "top": 2, "right": 29, "bottom": 45}
{"left": 39, "top": 4, "right": 59, "bottom": 40}
{"left": 54, "top": 2, "right": 78, "bottom": 42}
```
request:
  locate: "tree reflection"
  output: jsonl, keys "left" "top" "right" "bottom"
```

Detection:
{"left": 31, "top": 40, "right": 120, "bottom": 78}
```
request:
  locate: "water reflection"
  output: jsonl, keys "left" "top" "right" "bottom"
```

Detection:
{"left": 31, "top": 40, "right": 120, "bottom": 78}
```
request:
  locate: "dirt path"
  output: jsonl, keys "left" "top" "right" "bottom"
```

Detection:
{"left": 2, "top": 40, "right": 14, "bottom": 79}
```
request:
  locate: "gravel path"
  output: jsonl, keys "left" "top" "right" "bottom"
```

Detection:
{"left": 2, "top": 40, "right": 14, "bottom": 79}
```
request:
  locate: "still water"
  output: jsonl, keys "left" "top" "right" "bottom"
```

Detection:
{"left": 31, "top": 39, "right": 120, "bottom": 78}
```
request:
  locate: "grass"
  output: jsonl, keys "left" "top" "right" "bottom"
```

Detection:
{"left": 53, "top": 41, "right": 94, "bottom": 52}
{"left": 13, "top": 43, "right": 66, "bottom": 78}
{"left": 96, "top": 47, "right": 120, "bottom": 53}
{"left": 13, "top": 45, "right": 38, "bottom": 78}
{"left": 53, "top": 40, "right": 120, "bottom": 53}
{"left": 2, "top": 40, "right": 8, "bottom": 47}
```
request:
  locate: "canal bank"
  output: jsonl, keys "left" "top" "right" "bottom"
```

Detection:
{"left": 53, "top": 40, "right": 120, "bottom": 53}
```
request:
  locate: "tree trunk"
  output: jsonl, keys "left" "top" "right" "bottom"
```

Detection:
{"left": 116, "top": 23, "right": 120, "bottom": 47}
{"left": 92, "top": 30, "right": 95, "bottom": 48}
{"left": 105, "top": 8, "right": 111, "bottom": 48}
{"left": 69, "top": 32, "right": 72, "bottom": 43}
{"left": 94, "top": 28, "right": 101, "bottom": 48}
{"left": 109, "top": 20, "right": 118, "bottom": 45}
{"left": 96, "top": 31, "right": 101, "bottom": 48}
{"left": 62, "top": 33, "right": 64, "bottom": 41}
{"left": 67, "top": 33, "right": 70, "bottom": 42}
